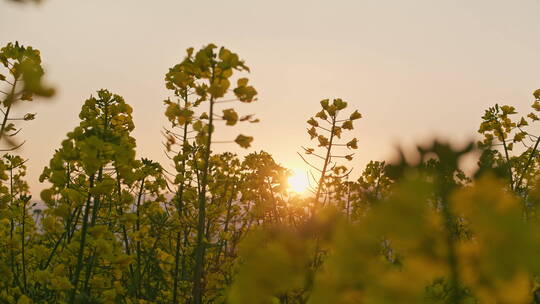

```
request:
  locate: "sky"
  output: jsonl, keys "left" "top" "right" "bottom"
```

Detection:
{"left": 1, "top": 0, "right": 540, "bottom": 195}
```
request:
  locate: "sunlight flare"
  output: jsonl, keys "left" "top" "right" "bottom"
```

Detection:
{"left": 287, "top": 169, "right": 310, "bottom": 193}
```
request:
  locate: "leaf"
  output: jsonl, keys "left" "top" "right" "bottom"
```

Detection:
{"left": 534, "top": 88, "right": 540, "bottom": 99}
{"left": 327, "top": 105, "right": 337, "bottom": 116}
{"left": 316, "top": 110, "right": 328, "bottom": 120}
{"left": 235, "top": 134, "right": 253, "bottom": 148}
{"left": 23, "top": 113, "right": 36, "bottom": 121}
{"left": 333, "top": 98, "right": 347, "bottom": 110}
{"left": 500, "top": 105, "right": 516, "bottom": 115}
{"left": 320, "top": 99, "right": 330, "bottom": 110}
{"left": 528, "top": 112, "right": 539, "bottom": 121}
{"left": 307, "top": 118, "right": 319, "bottom": 127}
{"left": 308, "top": 127, "right": 318, "bottom": 139}
{"left": 350, "top": 110, "right": 362, "bottom": 120}
{"left": 318, "top": 135, "right": 329, "bottom": 147}
{"left": 334, "top": 126, "right": 342, "bottom": 138}
{"left": 517, "top": 117, "right": 528, "bottom": 127}
{"left": 347, "top": 138, "right": 358, "bottom": 149}
{"left": 193, "top": 120, "right": 203, "bottom": 131}
{"left": 209, "top": 78, "right": 230, "bottom": 98}
{"left": 342, "top": 120, "right": 353, "bottom": 130}
{"left": 5, "top": 123, "right": 15, "bottom": 132}
{"left": 234, "top": 78, "right": 258, "bottom": 103}
{"left": 237, "top": 78, "right": 248, "bottom": 87}
{"left": 532, "top": 101, "right": 540, "bottom": 112}
{"left": 223, "top": 108, "right": 239, "bottom": 126}
{"left": 513, "top": 132, "right": 526, "bottom": 143}
{"left": 20, "top": 58, "right": 55, "bottom": 97}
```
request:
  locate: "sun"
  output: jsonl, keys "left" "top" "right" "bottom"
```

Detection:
{"left": 287, "top": 169, "right": 310, "bottom": 193}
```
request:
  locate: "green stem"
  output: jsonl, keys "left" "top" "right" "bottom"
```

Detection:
{"left": 21, "top": 198, "right": 27, "bottom": 292}
{"left": 514, "top": 136, "right": 540, "bottom": 192}
{"left": 135, "top": 177, "right": 145, "bottom": 298}
{"left": 192, "top": 90, "right": 215, "bottom": 304}
{"left": 314, "top": 116, "right": 337, "bottom": 214}
{"left": 0, "top": 77, "right": 17, "bottom": 143}
{"left": 68, "top": 174, "right": 95, "bottom": 304}
{"left": 173, "top": 95, "right": 190, "bottom": 304}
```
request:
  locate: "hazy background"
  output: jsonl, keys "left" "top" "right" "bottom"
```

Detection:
{"left": 1, "top": 0, "right": 540, "bottom": 195}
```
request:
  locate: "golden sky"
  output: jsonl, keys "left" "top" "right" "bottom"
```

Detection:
{"left": 1, "top": 0, "right": 540, "bottom": 195}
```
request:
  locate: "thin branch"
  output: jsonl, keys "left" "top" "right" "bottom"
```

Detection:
{"left": 297, "top": 152, "right": 323, "bottom": 173}
{"left": 214, "top": 98, "right": 239, "bottom": 104}
{"left": 9, "top": 128, "right": 22, "bottom": 137}
{"left": 331, "top": 154, "right": 355, "bottom": 159}
{"left": 301, "top": 147, "right": 326, "bottom": 160}
{"left": 0, "top": 140, "right": 25, "bottom": 152}
{"left": 515, "top": 135, "right": 540, "bottom": 191}
{"left": 316, "top": 125, "right": 332, "bottom": 132}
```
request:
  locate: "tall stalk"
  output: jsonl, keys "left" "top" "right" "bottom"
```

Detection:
{"left": 192, "top": 92, "right": 215, "bottom": 304}
{"left": 68, "top": 174, "right": 95, "bottom": 304}
{"left": 171, "top": 96, "right": 191, "bottom": 303}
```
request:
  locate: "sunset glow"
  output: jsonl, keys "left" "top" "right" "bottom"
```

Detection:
{"left": 288, "top": 169, "right": 310, "bottom": 193}
{"left": 1, "top": 1, "right": 538, "bottom": 302}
